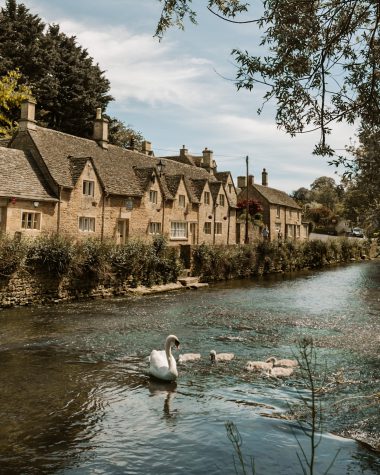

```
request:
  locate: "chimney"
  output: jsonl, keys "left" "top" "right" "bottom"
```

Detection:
{"left": 180, "top": 145, "right": 188, "bottom": 158}
{"left": 237, "top": 176, "right": 246, "bottom": 188}
{"left": 247, "top": 175, "right": 254, "bottom": 185}
{"left": 262, "top": 168, "right": 268, "bottom": 186}
{"left": 202, "top": 147, "right": 216, "bottom": 173}
{"left": 93, "top": 108, "right": 109, "bottom": 149}
{"left": 19, "top": 98, "right": 37, "bottom": 131}
{"left": 142, "top": 140, "right": 152, "bottom": 155}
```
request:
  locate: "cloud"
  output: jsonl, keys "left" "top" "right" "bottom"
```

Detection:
{"left": 57, "top": 20, "right": 216, "bottom": 108}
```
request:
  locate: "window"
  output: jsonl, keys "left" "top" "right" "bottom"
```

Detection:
{"left": 204, "top": 222, "right": 211, "bottom": 234}
{"left": 21, "top": 212, "right": 40, "bottom": 230}
{"left": 228, "top": 184, "right": 233, "bottom": 193}
{"left": 219, "top": 194, "right": 225, "bottom": 206}
{"left": 149, "top": 222, "right": 162, "bottom": 235}
{"left": 204, "top": 191, "right": 210, "bottom": 205}
{"left": 215, "top": 222, "right": 222, "bottom": 234}
{"left": 149, "top": 190, "right": 158, "bottom": 204}
{"left": 171, "top": 221, "right": 187, "bottom": 238}
{"left": 297, "top": 211, "right": 300, "bottom": 221}
{"left": 178, "top": 194, "right": 186, "bottom": 207}
{"left": 83, "top": 180, "right": 95, "bottom": 196}
{"left": 79, "top": 217, "right": 95, "bottom": 232}
{"left": 276, "top": 205, "right": 280, "bottom": 217}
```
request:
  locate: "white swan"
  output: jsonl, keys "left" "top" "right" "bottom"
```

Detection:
{"left": 210, "top": 350, "right": 234, "bottom": 362}
{"left": 178, "top": 353, "right": 201, "bottom": 364}
{"left": 268, "top": 366, "right": 294, "bottom": 378}
{"left": 266, "top": 357, "right": 298, "bottom": 368}
{"left": 245, "top": 359, "right": 274, "bottom": 372}
{"left": 149, "top": 335, "right": 180, "bottom": 381}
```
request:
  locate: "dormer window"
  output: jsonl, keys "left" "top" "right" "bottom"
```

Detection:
{"left": 178, "top": 194, "right": 186, "bottom": 207}
{"left": 228, "top": 184, "right": 233, "bottom": 193}
{"left": 83, "top": 180, "right": 95, "bottom": 196}
{"left": 219, "top": 194, "right": 225, "bottom": 206}
{"left": 204, "top": 191, "right": 210, "bottom": 205}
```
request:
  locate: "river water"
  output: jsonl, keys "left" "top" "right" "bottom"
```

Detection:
{"left": 0, "top": 261, "right": 379, "bottom": 474}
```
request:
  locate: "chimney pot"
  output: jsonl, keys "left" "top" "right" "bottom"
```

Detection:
{"left": 262, "top": 168, "right": 268, "bottom": 186}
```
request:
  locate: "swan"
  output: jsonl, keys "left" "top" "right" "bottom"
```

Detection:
{"left": 266, "top": 357, "right": 298, "bottom": 368}
{"left": 245, "top": 359, "right": 274, "bottom": 372}
{"left": 178, "top": 353, "right": 201, "bottom": 364}
{"left": 210, "top": 350, "right": 234, "bottom": 362}
{"left": 149, "top": 335, "right": 180, "bottom": 381}
{"left": 268, "top": 366, "right": 294, "bottom": 378}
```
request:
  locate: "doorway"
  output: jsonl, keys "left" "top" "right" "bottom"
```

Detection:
{"left": 117, "top": 219, "right": 129, "bottom": 245}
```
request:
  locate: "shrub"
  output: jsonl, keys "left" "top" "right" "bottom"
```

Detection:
{"left": 26, "top": 233, "right": 75, "bottom": 276}
{"left": 0, "top": 234, "right": 27, "bottom": 277}
{"left": 74, "top": 238, "right": 113, "bottom": 280}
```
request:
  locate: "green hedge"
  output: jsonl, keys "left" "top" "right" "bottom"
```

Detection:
{"left": 192, "top": 238, "right": 371, "bottom": 282}
{"left": 0, "top": 233, "right": 181, "bottom": 287}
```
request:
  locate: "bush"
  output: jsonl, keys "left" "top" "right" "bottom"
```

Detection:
{"left": 26, "top": 233, "right": 75, "bottom": 276}
{"left": 0, "top": 234, "right": 27, "bottom": 277}
{"left": 74, "top": 238, "right": 113, "bottom": 280}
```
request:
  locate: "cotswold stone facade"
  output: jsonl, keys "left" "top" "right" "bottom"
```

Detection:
{"left": 0, "top": 99, "right": 306, "bottom": 247}
{"left": 1, "top": 100, "right": 240, "bottom": 246}
{"left": 237, "top": 172, "right": 309, "bottom": 242}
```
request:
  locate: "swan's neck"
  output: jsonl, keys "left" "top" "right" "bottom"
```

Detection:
{"left": 165, "top": 340, "right": 173, "bottom": 368}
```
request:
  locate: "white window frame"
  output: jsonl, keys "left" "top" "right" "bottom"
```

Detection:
{"left": 83, "top": 180, "right": 95, "bottom": 197}
{"left": 219, "top": 194, "right": 225, "bottom": 207}
{"left": 149, "top": 190, "right": 158, "bottom": 204}
{"left": 21, "top": 211, "right": 41, "bottom": 230}
{"left": 170, "top": 221, "right": 187, "bottom": 239}
{"left": 178, "top": 194, "right": 186, "bottom": 208}
{"left": 215, "top": 222, "right": 222, "bottom": 235}
{"left": 204, "top": 191, "right": 210, "bottom": 205}
{"left": 79, "top": 216, "right": 95, "bottom": 232}
{"left": 204, "top": 222, "right": 212, "bottom": 234}
{"left": 149, "top": 222, "right": 162, "bottom": 235}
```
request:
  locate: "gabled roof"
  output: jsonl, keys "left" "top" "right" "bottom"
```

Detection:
{"left": 190, "top": 178, "right": 208, "bottom": 202}
{"left": 22, "top": 127, "right": 219, "bottom": 199}
{"left": 209, "top": 181, "right": 223, "bottom": 203}
{"left": 248, "top": 183, "right": 301, "bottom": 209}
{"left": 0, "top": 147, "right": 57, "bottom": 201}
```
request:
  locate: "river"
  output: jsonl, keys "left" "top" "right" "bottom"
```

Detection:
{"left": 0, "top": 260, "right": 379, "bottom": 474}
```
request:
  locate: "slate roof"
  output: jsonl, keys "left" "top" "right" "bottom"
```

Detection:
{"left": 249, "top": 183, "right": 301, "bottom": 209}
{"left": 0, "top": 147, "right": 57, "bottom": 201}
{"left": 25, "top": 127, "right": 219, "bottom": 200}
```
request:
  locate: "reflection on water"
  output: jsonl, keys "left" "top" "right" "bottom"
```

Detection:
{"left": 0, "top": 261, "right": 379, "bottom": 474}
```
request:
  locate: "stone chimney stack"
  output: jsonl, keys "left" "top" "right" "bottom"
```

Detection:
{"left": 19, "top": 98, "right": 37, "bottom": 131}
{"left": 262, "top": 168, "right": 268, "bottom": 186}
{"left": 93, "top": 108, "right": 109, "bottom": 149}
{"left": 237, "top": 176, "right": 246, "bottom": 189}
{"left": 237, "top": 175, "right": 254, "bottom": 189}
{"left": 180, "top": 145, "right": 188, "bottom": 158}
{"left": 142, "top": 140, "right": 152, "bottom": 155}
{"left": 202, "top": 147, "right": 216, "bottom": 174}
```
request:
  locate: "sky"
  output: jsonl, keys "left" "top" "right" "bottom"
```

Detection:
{"left": 4, "top": 0, "right": 358, "bottom": 192}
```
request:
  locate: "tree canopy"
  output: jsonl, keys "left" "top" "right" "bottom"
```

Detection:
{"left": 155, "top": 0, "right": 380, "bottom": 156}
{"left": 0, "top": 69, "right": 32, "bottom": 137}
{"left": 0, "top": 0, "right": 113, "bottom": 138}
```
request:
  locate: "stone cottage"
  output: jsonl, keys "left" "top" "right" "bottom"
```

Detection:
{"left": 237, "top": 170, "right": 309, "bottom": 241}
{"left": 1, "top": 99, "right": 239, "bottom": 247}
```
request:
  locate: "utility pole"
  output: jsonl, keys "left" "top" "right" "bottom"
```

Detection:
{"left": 244, "top": 155, "right": 249, "bottom": 244}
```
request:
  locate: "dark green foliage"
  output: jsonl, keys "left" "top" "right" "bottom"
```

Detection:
{"left": 0, "top": 0, "right": 113, "bottom": 138}
{"left": 111, "top": 236, "right": 181, "bottom": 287}
{"left": 74, "top": 238, "right": 113, "bottom": 280}
{"left": 26, "top": 233, "right": 75, "bottom": 276}
{"left": 0, "top": 234, "right": 26, "bottom": 277}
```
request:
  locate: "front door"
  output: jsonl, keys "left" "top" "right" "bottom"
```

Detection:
{"left": 189, "top": 222, "right": 197, "bottom": 244}
{"left": 117, "top": 219, "right": 129, "bottom": 245}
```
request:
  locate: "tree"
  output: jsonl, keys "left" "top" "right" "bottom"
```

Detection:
{"left": 107, "top": 117, "right": 146, "bottom": 151}
{"left": 291, "top": 187, "right": 312, "bottom": 206}
{"left": 0, "top": 69, "right": 32, "bottom": 137}
{"left": 0, "top": 0, "right": 113, "bottom": 138}
{"left": 155, "top": 1, "right": 380, "bottom": 156}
